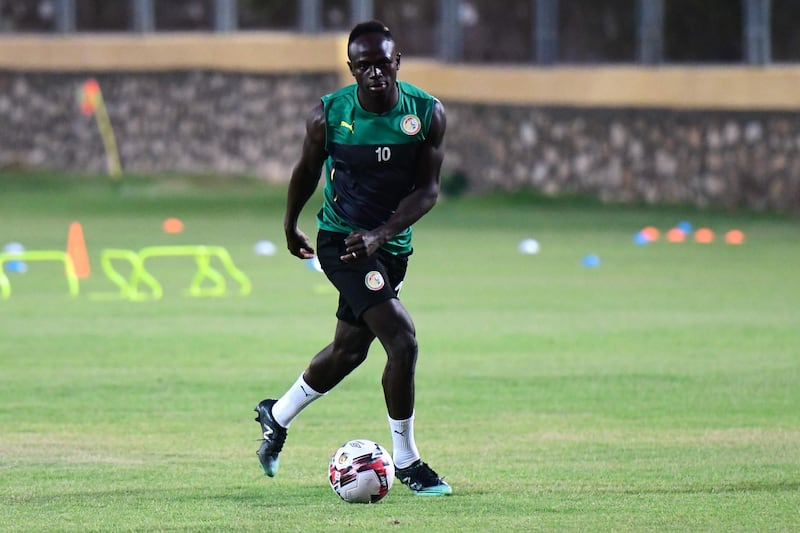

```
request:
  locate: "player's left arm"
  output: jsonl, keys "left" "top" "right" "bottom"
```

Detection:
{"left": 341, "top": 99, "right": 446, "bottom": 260}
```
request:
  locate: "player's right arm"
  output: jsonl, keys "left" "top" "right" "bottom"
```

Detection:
{"left": 284, "top": 103, "right": 328, "bottom": 259}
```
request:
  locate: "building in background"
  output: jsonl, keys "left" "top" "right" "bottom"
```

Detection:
{"left": 1, "top": 0, "right": 799, "bottom": 64}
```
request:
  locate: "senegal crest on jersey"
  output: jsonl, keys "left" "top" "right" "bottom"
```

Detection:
{"left": 365, "top": 271, "right": 385, "bottom": 291}
{"left": 400, "top": 114, "right": 421, "bottom": 135}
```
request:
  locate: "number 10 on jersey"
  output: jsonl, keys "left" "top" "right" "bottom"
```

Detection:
{"left": 375, "top": 146, "right": 391, "bottom": 162}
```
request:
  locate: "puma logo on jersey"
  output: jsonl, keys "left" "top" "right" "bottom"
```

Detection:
{"left": 339, "top": 120, "right": 355, "bottom": 133}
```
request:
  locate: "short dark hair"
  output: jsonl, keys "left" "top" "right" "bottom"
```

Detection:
{"left": 347, "top": 20, "right": 393, "bottom": 47}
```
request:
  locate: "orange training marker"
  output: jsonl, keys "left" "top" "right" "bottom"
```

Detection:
{"left": 694, "top": 227, "right": 715, "bottom": 244}
{"left": 163, "top": 217, "right": 184, "bottom": 234}
{"left": 725, "top": 229, "right": 745, "bottom": 245}
{"left": 641, "top": 226, "right": 660, "bottom": 242}
{"left": 666, "top": 228, "right": 686, "bottom": 243}
{"left": 66, "top": 221, "right": 91, "bottom": 278}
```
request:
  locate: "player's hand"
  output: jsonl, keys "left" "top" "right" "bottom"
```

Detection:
{"left": 286, "top": 227, "right": 315, "bottom": 259}
{"left": 340, "top": 231, "right": 381, "bottom": 262}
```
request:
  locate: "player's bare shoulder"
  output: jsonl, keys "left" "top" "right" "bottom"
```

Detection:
{"left": 306, "top": 102, "right": 327, "bottom": 145}
{"left": 427, "top": 98, "right": 447, "bottom": 148}
{"left": 428, "top": 98, "right": 446, "bottom": 146}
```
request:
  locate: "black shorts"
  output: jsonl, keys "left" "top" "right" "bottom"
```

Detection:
{"left": 316, "top": 230, "right": 410, "bottom": 325}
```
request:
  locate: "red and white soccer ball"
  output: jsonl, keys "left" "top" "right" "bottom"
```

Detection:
{"left": 328, "top": 439, "right": 395, "bottom": 503}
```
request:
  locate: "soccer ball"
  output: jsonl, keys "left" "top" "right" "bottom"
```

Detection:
{"left": 328, "top": 439, "right": 394, "bottom": 503}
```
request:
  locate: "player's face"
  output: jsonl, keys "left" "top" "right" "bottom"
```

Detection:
{"left": 347, "top": 34, "right": 400, "bottom": 112}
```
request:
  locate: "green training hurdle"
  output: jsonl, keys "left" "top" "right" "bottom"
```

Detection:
{"left": 0, "top": 250, "right": 80, "bottom": 300}
{"left": 98, "top": 245, "right": 251, "bottom": 301}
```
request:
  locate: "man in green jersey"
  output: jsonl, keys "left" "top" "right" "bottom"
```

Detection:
{"left": 254, "top": 20, "right": 451, "bottom": 496}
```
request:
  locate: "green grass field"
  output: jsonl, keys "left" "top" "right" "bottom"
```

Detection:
{"left": 1, "top": 172, "right": 799, "bottom": 532}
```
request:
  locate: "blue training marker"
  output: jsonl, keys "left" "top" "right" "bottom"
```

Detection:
{"left": 676, "top": 221, "right": 693, "bottom": 234}
{"left": 581, "top": 254, "right": 601, "bottom": 267}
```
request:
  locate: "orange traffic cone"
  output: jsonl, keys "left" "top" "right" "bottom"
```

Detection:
{"left": 67, "top": 221, "right": 91, "bottom": 278}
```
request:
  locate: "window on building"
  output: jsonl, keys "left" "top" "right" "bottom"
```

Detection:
{"left": 76, "top": 0, "right": 130, "bottom": 31}
{"left": 0, "top": 0, "right": 55, "bottom": 32}
{"left": 557, "top": 0, "right": 636, "bottom": 63}
{"left": 771, "top": 0, "right": 800, "bottom": 61}
{"left": 664, "top": 0, "right": 742, "bottom": 62}
{"left": 374, "top": 0, "right": 438, "bottom": 58}
{"left": 460, "top": 1, "right": 532, "bottom": 62}
{"left": 154, "top": 0, "right": 213, "bottom": 31}
{"left": 321, "top": 0, "right": 350, "bottom": 30}
{"left": 238, "top": 0, "right": 296, "bottom": 30}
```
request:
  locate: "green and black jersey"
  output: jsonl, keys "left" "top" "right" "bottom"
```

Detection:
{"left": 317, "top": 80, "right": 437, "bottom": 256}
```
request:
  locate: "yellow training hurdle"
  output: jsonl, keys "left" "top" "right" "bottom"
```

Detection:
{"left": 97, "top": 245, "right": 251, "bottom": 301}
{"left": 0, "top": 250, "right": 80, "bottom": 300}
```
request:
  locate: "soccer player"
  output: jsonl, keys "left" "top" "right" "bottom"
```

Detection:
{"left": 254, "top": 20, "right": 451, "bottom": 496}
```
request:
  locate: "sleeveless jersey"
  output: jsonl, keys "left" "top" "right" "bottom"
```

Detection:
{"left": 317, "top": 80, "right": 436, "bottom": 255}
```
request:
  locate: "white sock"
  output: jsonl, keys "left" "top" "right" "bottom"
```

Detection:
{"left": 271, "top": 374, "right": 324, "bottom": 428}
{"left": 388, "top": 412, "right": 420, "bottom": 469}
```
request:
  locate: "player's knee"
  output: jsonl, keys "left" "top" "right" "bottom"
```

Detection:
{"left": 333, "top": 345, "right": 369, "bottom": 369}
{"left": 387, "top": 332, "right": 418, "bottom": 367}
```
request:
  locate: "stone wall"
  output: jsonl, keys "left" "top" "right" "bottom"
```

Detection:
{"left": 0, "top": 70, "right": 339, "bottom": 181}
{"left": 445, "top": 103, "right": 800, "bottom": 212}
{"left": 1, "top": 70, "right": 798, "bottom": 212}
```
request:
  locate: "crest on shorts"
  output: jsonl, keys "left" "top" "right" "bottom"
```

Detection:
{"left": 400, "top": 114, "right": 421, "bottom": 136}
{"left": 365, "top": 271, "right": 385, "bottom": 291}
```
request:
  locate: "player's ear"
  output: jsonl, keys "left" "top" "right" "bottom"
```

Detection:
{"left": 347, "top": 60, "right": 355, "bottom": 76}
{"left": 395, "top": 52, "right": 402, "bottom": 70}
